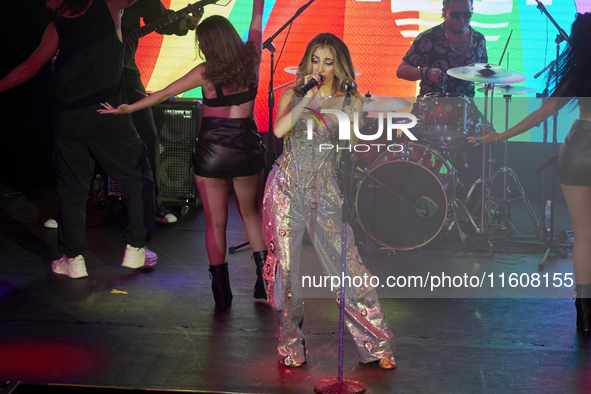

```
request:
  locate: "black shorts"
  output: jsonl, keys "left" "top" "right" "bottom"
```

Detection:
{"left": 556, "top": 120, "right": 591, "bottom": 187}
{"left": 193, "top": 117, "right": 267, "bottom": 178}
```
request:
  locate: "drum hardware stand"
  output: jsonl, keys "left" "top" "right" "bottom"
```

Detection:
{"left": 446, "top": 62, "right": 527, "bottom": 253}
{"left": 489, "top": 93, "right": 541, "bottom": 236}
{"left": 457, "top": 82, "right": 498, "bottom": 249}
{"left": 533, "top": 0, "right": 572, "bottom": 269}
{"left": 477, "top": 82, "right": 496, "bottom": 255}
{"left": 446, "top": 200, "right": 469, "bottom": 245}
{"left": 458, "top": 177, "right": 497, "bottom": 233}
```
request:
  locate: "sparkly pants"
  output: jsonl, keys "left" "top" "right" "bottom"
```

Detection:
{"left": 262, "top": 168, "right": 395, "bottom": 366}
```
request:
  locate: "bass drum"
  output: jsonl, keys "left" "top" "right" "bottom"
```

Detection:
{"left": 355, "top": 143, "right": 456, "bottom": 250}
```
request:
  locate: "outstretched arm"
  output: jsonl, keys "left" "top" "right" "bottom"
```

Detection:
{"left": 0, "top": 22, "right": 58, "bottom": 94}
{"left": 468, "top": 94, "right": 572, "bottom": 144}
{"left": 248, "top": 0, "right": 264, "bottom": 51}
{"left": 99, "top": 63, "right": 207, "bottom": 114}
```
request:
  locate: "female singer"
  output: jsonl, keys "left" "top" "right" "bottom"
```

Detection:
{"left": 469, "top": 13, "right": 591, "bottom": 335}
{"left": 262, "top": 33, "right": 396, "bottom": 368}
{"left": 100, "top": 0, "right": 267, "bottom": 311}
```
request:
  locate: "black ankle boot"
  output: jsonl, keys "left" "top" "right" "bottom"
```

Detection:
{"left": 209, "top": 263, "right": 232, "bottom": 311}
{"left": 575, "top": 284, "right": 591, "bottom": 336}
{"left": 253, "top": 250, "right": 268, "bottom": 299}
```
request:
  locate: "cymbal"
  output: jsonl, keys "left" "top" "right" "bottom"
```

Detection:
{"left": 362, "top": 95, "right": 411, "bottom": 113}
{"left": 284, "top": 66, "right": 299, "bottom": 74}
{"left": 284, "top": 66, "right": 363, "bottom": 76}
{"left": 476, "top": 85, "right": 538, "bottom": 96}
{"left": 447, "top": 63, "right": 527, "bottom": 85}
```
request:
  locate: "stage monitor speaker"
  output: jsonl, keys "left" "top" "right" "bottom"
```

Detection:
{"left": 153, "top": 98, "right": 201, "bottom": 199}
{"left": 107, "top": 98, "right": 201, "bottom": 204}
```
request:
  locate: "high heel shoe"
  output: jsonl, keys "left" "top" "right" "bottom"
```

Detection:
{"left": 575, "top": 284, "right": 591, "bottom": 336}
{"left": 209, "top": 263, "right": 232, "bottom": 311}
{"left": 378, "top": 356, "right": 396, "bottom": 370}
{"left": 252, "top": 250, "right": 267, "bottom": 299}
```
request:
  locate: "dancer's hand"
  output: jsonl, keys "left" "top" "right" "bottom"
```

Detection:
{"left": 467, "top": 128, "right": 502, "bottom": 144}
{"left": 97, "top": 102, "right": 130, "bottom": 114}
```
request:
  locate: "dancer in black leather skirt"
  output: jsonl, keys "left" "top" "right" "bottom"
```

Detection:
{"left": 100, "top": 0, "right": 268, "bottom": 310}
{"left": 194, "top": 117, "right": 266, "bottom": 178}
{"left": 469, "top": 13, "right": 591, "bottom": 336}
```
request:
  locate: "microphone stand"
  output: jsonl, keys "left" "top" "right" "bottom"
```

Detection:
{"left": 534, "top": 0, "right": 570, "bottom": 44}
{"left": 533, "top": 0, "right": 571, "bottom": 270}
{"left": 315, "top": 84, "right": 366, "bottom": 394}
{"left": 263, "top": 0, "right": 317, "bottom": 169}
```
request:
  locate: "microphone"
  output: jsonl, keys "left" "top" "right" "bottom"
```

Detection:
{"left": 299, "top": 75, "right": 324, "bottom": 95}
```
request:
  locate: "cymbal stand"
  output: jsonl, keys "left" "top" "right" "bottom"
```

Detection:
{"left": 490, "top": 94, "right": 541, "bottom": 236}
{"left": 459, "top": 83, "right": 495, "bottom": 255}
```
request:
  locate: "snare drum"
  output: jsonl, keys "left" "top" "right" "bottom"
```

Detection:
{"left": 417, "top": 92, "right": 469, "bottom": 150}
{"left": 355, "top": 143, "right": 457, "bottom": 250}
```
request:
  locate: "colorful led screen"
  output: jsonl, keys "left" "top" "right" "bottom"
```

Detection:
{"left": 135, "top": 0, "right": 591, "bottom": 141}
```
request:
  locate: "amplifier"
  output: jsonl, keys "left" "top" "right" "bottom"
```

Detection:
{"left": 153, "top": 98, "right": 201, "bottom": 199}
{"left": 108, "top": 98, "right": 201, "bottom": 201}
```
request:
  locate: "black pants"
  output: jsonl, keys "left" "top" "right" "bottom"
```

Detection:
{"left": 53, "top": 110, "right": 155, "bottom": 258}
{"left": 126, "top": 82, "right": 162, "bottom": 205}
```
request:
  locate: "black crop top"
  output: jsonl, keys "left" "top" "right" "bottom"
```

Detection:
{"left": 202, "top": 77, "right": 258, "bottom": 107}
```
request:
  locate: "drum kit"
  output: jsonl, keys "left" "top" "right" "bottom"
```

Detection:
{"left": 349, "top": 63, "right": 541, "bottom": 252}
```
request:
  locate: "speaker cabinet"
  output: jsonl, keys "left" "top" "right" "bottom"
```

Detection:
{"left": 152, "top": 98, "right": 201, "bottom": 199}
{"left": 108, "top": 98, "right": 201, "bottom": 201}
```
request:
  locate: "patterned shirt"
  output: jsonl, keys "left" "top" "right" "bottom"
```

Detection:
{"left": 402, "top": 23, "right": 487, "bottom": 97}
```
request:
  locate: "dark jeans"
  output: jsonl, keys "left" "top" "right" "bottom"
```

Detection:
{"left": 53, "top": 120, "right": 155, "bottom": 258}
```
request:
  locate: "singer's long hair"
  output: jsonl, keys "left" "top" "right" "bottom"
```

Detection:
{"left": 551, "top": 13, "right": 591, "bottom": 99}
{"left": 196, "top": 15, "right": 261, "bottom": 92}
{"left": 294, "top": 33, "right": 360, "bottom": 97}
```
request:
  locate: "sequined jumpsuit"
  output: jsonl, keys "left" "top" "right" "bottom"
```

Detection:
{"left": 262, "top": 115, "right": 395, "bottom": 366}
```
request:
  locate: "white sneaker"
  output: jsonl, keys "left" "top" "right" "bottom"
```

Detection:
{"left": 44, "top": 217, "right": 58, "bottom": 229}
{"left": 155, "top": 205, "right": 177, "bottom": 224}
{"left": 51, "top": 255, "right": 88, "bottom": 278}
{"left": 121, "top": 245, "right": 158, "bottom": 268}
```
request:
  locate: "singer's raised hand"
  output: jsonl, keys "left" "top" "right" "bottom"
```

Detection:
{"left": 97, "top": 102, "right": 130, "bottom": 115}
{"left": 301, "top": 73, "right": 324, "bottom": 96}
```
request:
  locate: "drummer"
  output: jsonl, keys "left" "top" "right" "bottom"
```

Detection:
{"left": 396, "top": 0, "right": 487, "bottom": 97}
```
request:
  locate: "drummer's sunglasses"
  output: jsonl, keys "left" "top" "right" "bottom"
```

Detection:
{"left": 448, "top": 10, "right": 473, "bottom": 19}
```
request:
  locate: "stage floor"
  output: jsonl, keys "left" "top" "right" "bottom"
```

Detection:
{"left": 0, "top": 181, "right": 589, "bottom": 394}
